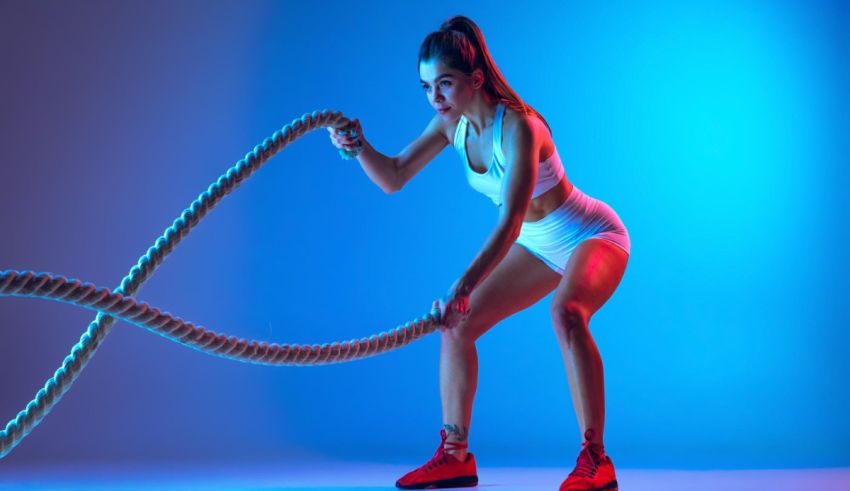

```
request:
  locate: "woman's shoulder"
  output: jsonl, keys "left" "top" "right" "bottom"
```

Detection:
{"left": 418, "top": 112, "right": 462, "bottom": 148}
{"left": 440, "top": 114, "right": 465, "bottom": 146}
{"left": 502, "top": 102, "right": 546, "bottom": 135}
{"left": 501, "top": 102, "right": 554, "bottom": 158}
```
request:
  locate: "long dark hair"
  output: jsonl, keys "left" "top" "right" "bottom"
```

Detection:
{"left": 418, "top": 15, "right": 552, "bottom": 135}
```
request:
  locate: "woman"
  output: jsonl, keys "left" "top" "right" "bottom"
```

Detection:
{"left": 328, "top": 15, "right": 629, "bottom": 491}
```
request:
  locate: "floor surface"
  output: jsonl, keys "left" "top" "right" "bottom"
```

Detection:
{"left": 1, "top": 462, "right": 848, "bottom": 490}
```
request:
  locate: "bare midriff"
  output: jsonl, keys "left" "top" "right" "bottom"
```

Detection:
{"left": 521, "top": 176, "right": 573, "bottom": 223}
{"left": 511, "top": 135, "right": 574, "bottom": 223}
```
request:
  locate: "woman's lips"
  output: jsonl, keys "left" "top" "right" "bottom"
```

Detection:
{"left": 438, "top": 107, "right": 451, "bottom": 114}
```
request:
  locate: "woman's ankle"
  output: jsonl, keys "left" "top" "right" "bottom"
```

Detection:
{"left": 443, "top": 438, "right": 469, "bottom": 461}
{"left": 446, "top": 448, "right": 468, "bottom": 461}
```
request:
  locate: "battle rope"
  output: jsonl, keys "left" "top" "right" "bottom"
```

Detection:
{"left": 0, "top": 109, "right": 442, "bottom": 459}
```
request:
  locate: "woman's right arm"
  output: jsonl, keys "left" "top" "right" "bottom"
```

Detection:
{"left": 330, "top": 114, "right": 450, "bottom": 194}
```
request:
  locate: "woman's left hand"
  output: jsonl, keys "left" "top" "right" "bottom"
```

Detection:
{"left": 436, "top": 281, "right": 471, "bottom": 331}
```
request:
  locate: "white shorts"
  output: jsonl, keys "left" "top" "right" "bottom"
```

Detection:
{"left": 515, "top": 185, "right": 630, "bottom": 275}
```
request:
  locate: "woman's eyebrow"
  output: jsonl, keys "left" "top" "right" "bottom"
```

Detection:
{"left": 420, "top": 74, "right": 453, "bottom": 83}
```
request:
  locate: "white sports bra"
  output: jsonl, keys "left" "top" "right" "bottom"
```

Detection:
{"left": 452, "top": 102, "right": 565, "bottom": 207}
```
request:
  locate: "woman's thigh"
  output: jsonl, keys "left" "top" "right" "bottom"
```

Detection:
{"left": 448, "top": 243, "right": 561, "bottom": 342}
{"left": 551, "top": 238, "right": 629, "bottom": 322}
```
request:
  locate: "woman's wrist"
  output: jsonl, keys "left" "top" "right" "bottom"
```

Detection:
{"left": 450, "top": 278, "right": 473, "bottom": 298}
{"left": 339, "top": 138, "right": 363, "bottom": 159}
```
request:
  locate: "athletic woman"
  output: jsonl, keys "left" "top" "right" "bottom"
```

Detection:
{"left": 328, "top": 15, "right": 629, "bottom": 491}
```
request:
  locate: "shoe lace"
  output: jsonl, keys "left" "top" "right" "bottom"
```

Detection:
{"left": 422, "top": 429, "right": 468, "bottom": 473}
{"left": 568, "top": 440, "right": 603, "bottom": 478}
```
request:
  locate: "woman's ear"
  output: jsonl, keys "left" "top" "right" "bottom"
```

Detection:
{"left": 471, "top": 68, "right": 485, "bottom": 90}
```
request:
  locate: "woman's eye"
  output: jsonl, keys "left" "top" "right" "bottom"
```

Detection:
{"left": 421, "top": 81, "right": 450, "bottom": 91}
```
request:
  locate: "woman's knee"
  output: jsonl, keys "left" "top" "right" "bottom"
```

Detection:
{"left": 550, "top": 301, "right": 590, "bottom": 342}
{"left": 440, "top": 312, "right": 492, "bottom": 344}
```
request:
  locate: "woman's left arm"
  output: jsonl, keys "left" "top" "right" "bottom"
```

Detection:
{"left": 452, "top": 116, "right": 540, "bottom": 298}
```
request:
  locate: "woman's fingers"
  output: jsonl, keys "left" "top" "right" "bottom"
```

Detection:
{"left": 450, "top": 296, "right": 469, "bottom": 315}
{"left": 328, "top": 130, "right": 359, "bottom": 151}
{"left": 439, "top": 298, "right": 467, "bottom": 330}
{"left": 444, "top": 311, "right": 466, "bottom": 330}
{"left": 436, "top": 298, "right": 451, "bottom": 329}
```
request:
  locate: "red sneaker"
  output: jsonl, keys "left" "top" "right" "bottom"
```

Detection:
{"left": 395, "top": 429, "right": 478, "bottom": 489}
{"left": 559, "top": 430, "right": 618, "bottom": 491}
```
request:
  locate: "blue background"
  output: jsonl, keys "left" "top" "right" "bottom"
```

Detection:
{"left": 1, "top": 0, "right": 847, "bottom": 470}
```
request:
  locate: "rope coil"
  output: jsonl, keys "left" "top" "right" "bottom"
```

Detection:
{"left": 0, "top": 109, "right": 441, "bottom": 459}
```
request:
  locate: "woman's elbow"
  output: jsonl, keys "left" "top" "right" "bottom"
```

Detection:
{"left": 383, "top": 160, "right": 403, "bottom": 194}
{"left": 383, "top": 177, "right": 402, "bottom": 194}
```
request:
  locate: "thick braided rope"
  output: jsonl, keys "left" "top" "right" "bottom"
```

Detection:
{"left": 0, "top": 110, "right": 440, "bottom": 459}
{"left": 0, "top": 270, "right": 440, "bottom": 366}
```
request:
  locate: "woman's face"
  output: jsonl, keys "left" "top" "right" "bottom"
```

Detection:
{"left": 419, "top": 59, "right": 476, "bottom": 119}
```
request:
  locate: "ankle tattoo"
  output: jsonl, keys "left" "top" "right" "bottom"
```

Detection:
{"left": 443, "top": 424, "right": 469, "bottom": 441}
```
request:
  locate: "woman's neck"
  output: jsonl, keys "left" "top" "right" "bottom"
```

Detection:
{"left": 464, "top": 91, "right": 500, "bottom": 136}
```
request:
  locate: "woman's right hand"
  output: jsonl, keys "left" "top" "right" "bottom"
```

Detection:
{"left": 327, "top": 118, "right": 362, "bottom": 153}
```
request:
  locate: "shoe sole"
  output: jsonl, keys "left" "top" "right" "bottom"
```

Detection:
{"left": 395, "top": 474, "right": 478, "bottom": 489}
{"left": 561, "top": 480, "right": 618, "bottom": 491}
{"left": 595, "top": 480, "right": 619, "bottom": 491}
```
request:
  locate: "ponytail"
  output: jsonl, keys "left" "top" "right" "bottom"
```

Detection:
{"left": 419, "top": 15, "right": 552, "bottom": 135}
